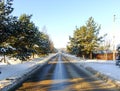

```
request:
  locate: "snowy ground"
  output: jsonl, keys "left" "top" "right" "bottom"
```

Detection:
{"left": 0, "top": 58, "right": 43, "bottom": 80}
{"left": 0, "top": 53, "right": 57, "bottom": 90}
{"left": 63, "top": 53, "right": 120, "bottom": 82}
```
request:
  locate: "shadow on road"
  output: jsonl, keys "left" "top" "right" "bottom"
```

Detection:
{"left": 15, "top": 54, "right": 117, "bottom": 91}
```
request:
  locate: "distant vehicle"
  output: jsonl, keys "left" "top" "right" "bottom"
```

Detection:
{"left": 116, "top": 44, "right": 120, "bottom": 66}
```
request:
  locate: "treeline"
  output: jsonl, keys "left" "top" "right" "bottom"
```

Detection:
{"left": 0, "top": 0, "right": 55, "bottom": 62}
{"left": 67, "top": 17, "right": 106, "bottom": 59}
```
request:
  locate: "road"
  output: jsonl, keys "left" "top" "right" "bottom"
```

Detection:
{"left": 15, "top": 53, "right": 117, "bottom": 91}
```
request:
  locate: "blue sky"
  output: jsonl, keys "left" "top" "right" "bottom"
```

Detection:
{"left": 12, "top": 0, "right": 120, "bottom": 48}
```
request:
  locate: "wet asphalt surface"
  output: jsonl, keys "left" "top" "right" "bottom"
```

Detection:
{"left": 14, "top": 53, "right": 118, "bottom": 91}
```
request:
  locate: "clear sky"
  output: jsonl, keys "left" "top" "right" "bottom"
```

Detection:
{"left": 12, "top": 0, "right": 120, "bottom": 48}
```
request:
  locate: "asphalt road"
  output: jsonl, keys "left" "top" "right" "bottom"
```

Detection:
{"left": 15, "top": 53, "right": 118, "bottom": 91}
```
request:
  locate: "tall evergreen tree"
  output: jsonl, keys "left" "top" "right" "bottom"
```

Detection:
{"left": 0, "top": 0, "right": 55, "bottom": 62}
{"left": 67, "top": 17, "right": 106, "bottom": 59}
{"left": 0, "top": 0, "right": 15, "bottom": 62}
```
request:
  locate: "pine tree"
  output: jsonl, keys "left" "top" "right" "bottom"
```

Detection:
{"left": 0, "top": 0, "right": 15, "bottom": 62}
{"left": 67, "top": 17, "right": 106, "bottom": 59}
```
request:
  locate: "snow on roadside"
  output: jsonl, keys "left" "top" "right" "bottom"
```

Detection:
{"left": 63, "top": 53, "right": 120, "bottom": 82}
{"left": 78, "top": 62, "right": 120, "bottom": 81}
{"left": 0, "top": 54, "right": 56, "bottom": 80}
{"left": 0, "top": 57, "right": 43, "bottom": 80}
{"left": 0, "top": 53, "right": 57, "bottom": 90}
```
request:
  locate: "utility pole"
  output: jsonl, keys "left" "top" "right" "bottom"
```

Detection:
{"left": 113, "top": 36, "right": 115, "bottom": 60}
{"left": 113, "top": 15, "right": 116, "bottom": 22}
{"left": 113, "top": 15, "right": 116, "bottom": 60}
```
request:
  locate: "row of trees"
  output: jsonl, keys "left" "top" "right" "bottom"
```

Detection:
{"left": 0, "top": 0, "right": 55, "bottom": 62}
{"left": 67, "top": 17, "right": 107, "bottom": 59}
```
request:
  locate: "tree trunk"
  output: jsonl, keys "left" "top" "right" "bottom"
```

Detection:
{"left": 3, "top": 53, "right": 6, "bottom": 63}
{"left": 33, "top": 52, "right": 34, "bottom": 58}
{"left": 90, "top": 52, "right": 92, "bottom": 59}
{"left": 82, "top": 55, "right": 85, "bottom": 60}
{"left": 105, "top": 53, "right": 107, "bottom": 60}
